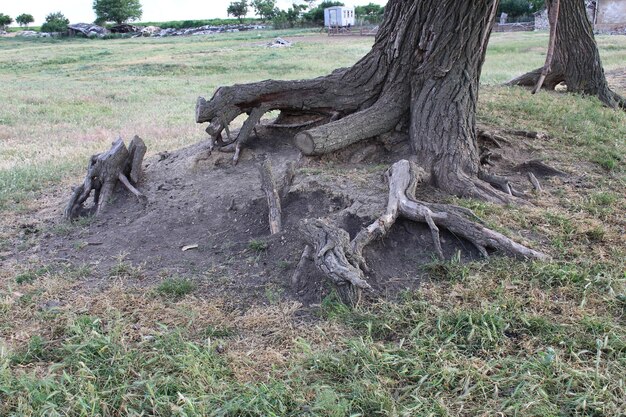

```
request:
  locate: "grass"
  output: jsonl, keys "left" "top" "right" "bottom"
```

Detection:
{"left": 0, "top": 30, "right": 625, "bottom": 415}
{"left": 249, "top": 239, "right": 269, "bottom": 252}
{"left": 155, "top": 277, "right": 197, "bottom": 298}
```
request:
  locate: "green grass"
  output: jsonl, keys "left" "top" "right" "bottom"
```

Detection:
{"left": 155, "top": 277, "right": 197, "bottom": 298}
{"left": 1, "top": 30, "right": 625, "bottom": 416}
{"left": 248, "top": 239, "right": 269, "bottom": 252}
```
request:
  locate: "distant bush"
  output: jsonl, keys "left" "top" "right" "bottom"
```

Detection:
{"left": 93, "top": 0, "right": 142, "bottom": 25}
{"left": 0, "top": 13, "right": 13, "bottom": 30}
{"left": 251, "top": 0, "right": 278, "bottom": 21}
{"left": 227, "top": 0, "right": 249, "bottom": 22}
{"left": 16, "top": 13, "right": 35, "bottom": 27}
{"left": 136, "top": 18, "right": 262, "bottom": 29}
{"left": 355, "top": 3, "right": 384, "bottom": 24}
{"left": 40, "top": 11, "right": 69, "bottom": 33}
{"left": 272, "top": 4, "right": 307, "bottom": 29}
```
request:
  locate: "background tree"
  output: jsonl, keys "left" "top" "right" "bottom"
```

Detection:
{"left": 498, "top": 0, "right": 544, "bottom": 19}
{"left": 0, "top": 13, "right": 13, "bottom": 30}
{"left": 93, "top": 0, "right": 143, "bottom": 25}
{"left": 251, "top": 0, "right": 278, "bottom": 21}
{"left": 273, "top": 3, "right": 308, "bottom": 28}
{"left": 508, "top": 0, "right": 624, "bottom": 109}
{"left": 16, "top": 14, "right": 34, "bottom": 28}
{"left": 40, "top": 12, "right": 69, "bottom": 33}
{"left": 355, "top": 3, "right": 384, "bottom": 23}
{"left": 227, "top": 0, "right": 249, "bottom": 22}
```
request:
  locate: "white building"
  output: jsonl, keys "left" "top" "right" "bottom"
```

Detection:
{"left": 324, "top": 6, "right": 356, "bottom": 27}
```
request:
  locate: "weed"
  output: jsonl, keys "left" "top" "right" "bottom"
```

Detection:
{"left": 423, "top": 251, "right": 470, "bottom": 281}
{"left": 264, "top": 283, "right": 284, "bottom": 305}
{"left": 277, "top": 260, "right": 291, "bottom": 269}
{"left": 15, "top": 266, "right": 49, "bottom": 284}
{"left": 155, "top": 277, "right": 196, "bottom": 298}
{"left": 248, "top": 239, "right": 268, "bottom": 252}
{"left": 109, "top": 254, "right": 144, "bottom": 279}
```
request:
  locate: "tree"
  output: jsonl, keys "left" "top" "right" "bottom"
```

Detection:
{"left": 40, "top": 12, "right": 69, "bottom": 33}
{"left": 197, "top": 0, "right": 509, "bottom": 201}
{"left": 508, "top": 0, "right": 624, "bottom": 109}
{"left": 192, "top": 0, "right": 551, "bottom": 304}
{"left": 251, "top": 0, "right": 277, "bottom": 21}
{"left": 227, "top": 0, "right": 249, "bottom": 22}
{"left": 93, "top": 0, "right": 142, "bottom": 25}
{"left": 16, "top": 14, "right": 34, "bottom": 28}
{"left": 0, "top": 13, "right": 13, "bottom": 30}
{"left": 273, "top": 3, "right": 308, "bottom": 28}
{"left": 355, "top": 3, "right": 384, "bottom": 23}
{"left": 58, "top": 0, "right": 548, "bottom": 305}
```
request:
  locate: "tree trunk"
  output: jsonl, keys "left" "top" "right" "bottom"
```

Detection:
{"left": 508, "top": 0, "right": 624, "bottom": 109}
{"left": 196, "top": 0, "right": 507, "bottom": 201}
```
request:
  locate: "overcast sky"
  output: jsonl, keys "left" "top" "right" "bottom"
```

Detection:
{"left": 4, "top": 0, "right": 387, "bottom": 26}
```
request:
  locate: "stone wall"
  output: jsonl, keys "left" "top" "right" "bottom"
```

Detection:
{"left": 534, "top": 1, "right": 625, "bottom": 34}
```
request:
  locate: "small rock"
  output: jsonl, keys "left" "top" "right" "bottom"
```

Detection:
{"left": 38, "top": 300, "right": 62, "bottom": 312}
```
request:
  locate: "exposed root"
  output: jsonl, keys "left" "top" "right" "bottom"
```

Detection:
{"left": 117, "top": 173, "right": 147, "bottom": 203}
{"left": 291, "top": 245, "right": 313, "bottom": 288}
{"left": 301, "top": 218, "right": 372, "bottom": 306}
{"left": 478, "top": 170, "right": 525, "bottom": 198}
{"left": 441, "top": 172, "right": 518, "bottom": 205}
{"left": 258, "top": 157, "right": 282, "bottom": 235}
{"left": 507, "top": 68, "right": 564, "bottom": 91}
{"left": 504, "top": 129, "right": 549, "bottom": 140}
{"left": 64, "top": 136, "right": 147, "bottom": 220}
{"left": 477, "top": 128, "right": 510, "bottom": 148}
{"left": 527, "top": 172, "right": 543, "bottom": 192}
{"left": 233, "top": 106, "right": 267, "bottom": 165}
{"left": 301, "top": 160, "right": 547, "bottom": 306}
{"left": 514, "top": 159, "right": 566, "bottom": 177}
{"left": 280, "top": 161, "right": 296, "bottom": 200}
{"left": 295, "top": 93, "right": 405, "bottom": 156}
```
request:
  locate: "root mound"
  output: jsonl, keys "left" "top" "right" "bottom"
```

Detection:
{"left": 32, "top": 126, "right": 555, "bottom": 306}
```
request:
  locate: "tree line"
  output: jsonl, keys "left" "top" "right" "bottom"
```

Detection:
{"left": 227, "top": 1, "right": 385, "bottom": 27}
{"left": 1, "top": 0, "right": 547, "bottom": 33}
{"left": 0, "top": 0, "right": 143, "bottom": 33}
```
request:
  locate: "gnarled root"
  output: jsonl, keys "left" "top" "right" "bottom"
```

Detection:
{"left": 302, "top": 160, "right": 547, "bottom": 306}
{"left": 507, "top": 68, "right": 564, "bottom": 91}
{"left": 64, "top": 136, "right": 147, "bottom": 220}
{"left": 301, "top": 218, "right": 373, "bottom": 306}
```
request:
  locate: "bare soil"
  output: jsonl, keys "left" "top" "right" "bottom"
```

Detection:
{"left": 7, "top": 120, "right": 568, "bottom": 309}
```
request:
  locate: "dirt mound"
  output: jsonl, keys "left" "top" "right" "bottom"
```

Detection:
{"left": 31, "top": 126, "right": 559, "bottom": 306}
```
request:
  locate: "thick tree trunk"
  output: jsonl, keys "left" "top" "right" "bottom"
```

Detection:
{"left": 508, "top": 0, "right": 624, "bottom": 109}
{"left": 196, "top": 0, "right": 507, "bottom": 201}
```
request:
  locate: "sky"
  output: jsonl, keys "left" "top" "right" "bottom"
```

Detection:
{"left": 3, "top": 0, "right": 387, "bottom": 26}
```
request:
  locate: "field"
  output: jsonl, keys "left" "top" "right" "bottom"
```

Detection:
{"left": 1, "top": 29, "right": 625, "bottom": 416}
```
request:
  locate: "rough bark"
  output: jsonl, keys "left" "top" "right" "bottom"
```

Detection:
{"left": 258, "top": 158, "right": 282, "bottom": 234}
{"left": 195, "top": 0, "right": 511, "bottom": 201}
{"left": 65, "top": 136, "right": 147, "bottom": 220}
{"left": 508, "top": 0, "right": 624, "bottom": 109}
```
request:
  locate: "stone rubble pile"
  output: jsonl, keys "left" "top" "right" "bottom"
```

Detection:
{"left": 11, "top": 23, "right": 266, "bottom": 39}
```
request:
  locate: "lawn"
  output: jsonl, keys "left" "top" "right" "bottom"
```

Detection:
{"left": 0, "top": 29, "right": 625, "bottom": 416}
